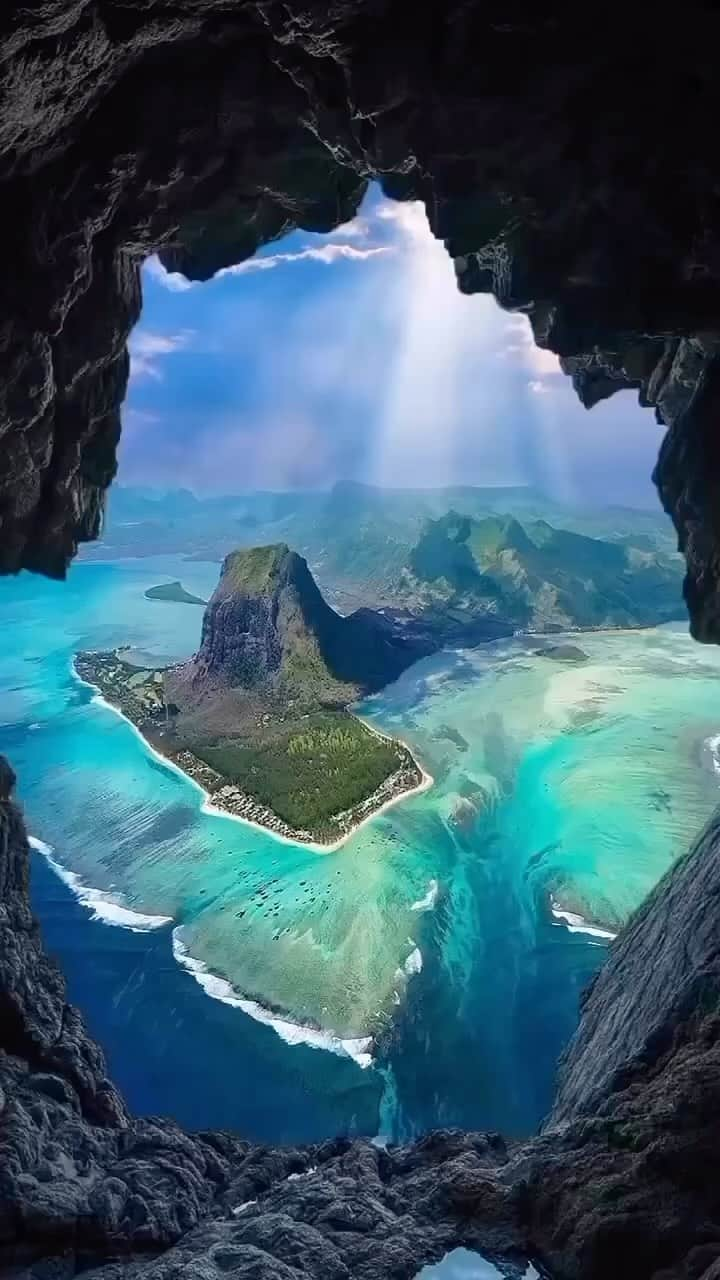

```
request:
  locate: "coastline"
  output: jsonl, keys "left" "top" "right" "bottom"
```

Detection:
{"left": 549, "top": 895, "right": 618, "bottom": 942}
{"left": 171, "top": 927, "right": 375, "bottom": 1068}
{"left": 28, "top": 832, "right": 377, "bottom": 1067}
{"left": 70, "top": 657, "right": 433, "bottom": 854}
{"left": 28, "top": 836, "right": 173, "bottom": 932}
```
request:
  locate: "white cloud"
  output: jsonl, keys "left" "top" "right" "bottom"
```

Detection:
{"left": 129, "top": 329, "right": 193, "bottom": 380}
{"left": 503, "top": 313, "right": 562, "bottom": 378}
{"left": 327, "top": 215, "right": 369, "bottom": 240}
{"left": 123, "top": 407, "right": 162, "bottom": 426}
{"left": 144, "top": 230, "right": 382, "bottom": 291}
{"left": 375, "top": 200, "right": 433, "bottom": 246}
{"left": 123, "top": 187, "right": 662, "bottom": 508}
{"left": 144, "top": 255, "right": 194, "bottom": 292}
{"left": 218, "top": 242, "right": 391, "bottom": 277}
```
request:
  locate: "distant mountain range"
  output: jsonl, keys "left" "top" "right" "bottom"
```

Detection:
{"left": 399, "top": 511, "right": 684, "bottom": 631}
{"left": 96, "top": 481, "right": 685, "bottom": 629}
{"left": 93, "top": 481, "right": 682, "bottom": 614}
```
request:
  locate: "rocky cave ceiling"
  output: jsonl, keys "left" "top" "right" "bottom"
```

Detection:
{"left": 3, "top": 4, "right": 720, "bottom": 637}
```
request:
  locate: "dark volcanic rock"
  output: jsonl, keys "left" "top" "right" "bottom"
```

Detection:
{"left": 0, "top": 760, "right": 252, "bottom": 1270}
{"left": 2, "top": 8, "right": 720, "bottom": 634}
{"left": 549, "top": 809, "right": 720, "bottom": 1130}
{"left": 170, "top": 543, "right": 424, "bottom": 703}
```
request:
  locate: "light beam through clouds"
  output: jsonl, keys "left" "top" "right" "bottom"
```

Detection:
{"left": 122, "top": 186, "right": 665, "bottom": 507}
{"left": 369, "top": 201, "right": 525, "bottom": 489}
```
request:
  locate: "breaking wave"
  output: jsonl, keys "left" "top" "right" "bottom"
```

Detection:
{"left": 29, "top": 836, "right": 172, "bottom": 932}
{"left": 171, "top": 927, "right": 374, "bottom": 1068}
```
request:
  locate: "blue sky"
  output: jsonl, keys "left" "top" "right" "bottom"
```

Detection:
{"left": 121, "top": 185, "right": 664, "bottom": 506}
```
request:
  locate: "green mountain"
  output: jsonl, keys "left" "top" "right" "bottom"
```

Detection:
{"left": 94, "top": 484, "right": 680, "bottom": 617}
{"left": 174, "top": 543, "right": 422, "bottom": 706}
{"left": 159, "top": 546, "right": 424, "bottom": 837}
{"left": 401, "top": 511, "right": 685, "bottom": 631}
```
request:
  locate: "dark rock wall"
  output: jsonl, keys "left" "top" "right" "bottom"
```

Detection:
{"left": 6, "top": 6, "right": 720, "bottom": 1279}
{"left": 0, "top": 759, "right": 251, "bottom": 1270}
{"left": 4, "top": 6, "right": 720, "bottom": 636}
{"left": 193, "top": 592, "right": 284, "bottom": 689}
{"left": 549, "top": 809, "right": 720, "bottom": 1130}
{"left": 174, "top": 546, "right": 420, "bottom": 699}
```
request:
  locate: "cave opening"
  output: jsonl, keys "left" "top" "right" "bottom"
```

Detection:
{"left": 7, "top": 182, "right": 715, "bottom": 1156}
{"left": 6, "top": 11, "right": 720, "bottom": 1277}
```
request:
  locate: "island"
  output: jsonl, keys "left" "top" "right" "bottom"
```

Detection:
{"left": 535, "top": 644, "right": 589, "bottom": 663}
{"left": 144, "top": 580, "right": 207, "bottom": 605}
{"left": 77, "top": 545, "right": 427, "bottom": 845}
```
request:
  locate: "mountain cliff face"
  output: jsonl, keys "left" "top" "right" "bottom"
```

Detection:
{"left": 156, "top": 546, "right": 425, "bottom": 839}
{"left": 174, "top": 544, "right": 422, "bottom": 707}
{"left": 404, "top": 512, "right": 684, "bottom": 631}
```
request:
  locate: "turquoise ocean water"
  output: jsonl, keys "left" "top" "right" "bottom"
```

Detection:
{"left": 3, "top": 555, "right": 720, "bottom": 1141}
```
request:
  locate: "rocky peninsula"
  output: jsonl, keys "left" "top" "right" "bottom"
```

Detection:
{"left": 76, "top": 546, "right": 427, "bottom": 845}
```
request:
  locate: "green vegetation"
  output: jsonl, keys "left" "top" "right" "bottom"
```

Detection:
{"left": 404, "top": 509, "right": 684, "bottom": 631}
{"left": 145, "top": 580, "right": 207, "bottom": 605}
{"left": 102, "top": 483, "right": 680, "bottom": 597}
{"left": 161, "top": 543, "right": 424, "bottom": 834}
{"left": 279, "top": 637, "right": 358, "bottom": 705}
{"left": 224, "top": 544, "right": 291, "bottom": 593}
{"left": 194, "top": 711, "right": 403, "bottom": 834}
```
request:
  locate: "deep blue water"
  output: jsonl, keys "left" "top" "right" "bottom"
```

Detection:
{"left": 31, "top": 826, "right": 599, "bottom": 1141}
{"left": 32, "top": 852, "right": 381, "bottom": 1141}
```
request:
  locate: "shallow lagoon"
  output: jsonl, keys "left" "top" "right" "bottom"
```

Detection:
{"left": 3, "top": 556, "right": 720, "bottom": 1139}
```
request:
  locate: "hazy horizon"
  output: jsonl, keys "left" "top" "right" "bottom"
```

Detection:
{"left": 109, "top": 475, "right": 664, "bottom": 513}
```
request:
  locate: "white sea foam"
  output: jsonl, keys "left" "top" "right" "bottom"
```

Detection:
{"left": 423, "top": 670, "right": 450, "bottom": 688}
{"left": 29, "top": 836, "right": 172, "bottom": 933}
{"left": 550, "top": 896, "right": 617, "bottom": 941}
{"left": 403, "top": 947, "right": 423, "bottom": 976}
{"left": 705, "top": 732, "right": 720, "bottom": 776}
{"left": 171, "top": 928, "right": 374, "bottom": 1068}
{"left": 394, "top": 940, "right": 423, "bottom": 983}
{"left": 410, "top": 878, "right": 439, "bottom": 912}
